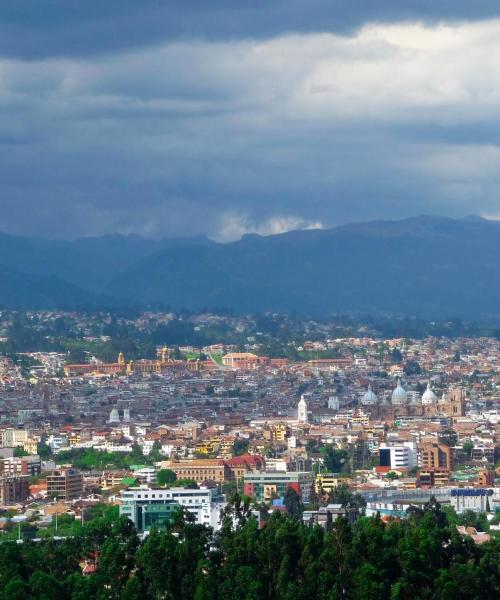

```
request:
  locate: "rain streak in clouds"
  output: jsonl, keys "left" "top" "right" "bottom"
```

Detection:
{"left": 1, "top": 1, "right": 500, "bottom": 239}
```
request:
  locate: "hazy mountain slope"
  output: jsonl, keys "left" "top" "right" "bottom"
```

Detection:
{"left": 0, "top": 265, "right": 99, "bottom": 309}
{"left": 2, "top": 216, "right": 500, "bottom": 316}
{"left": 0, "top": 233, "right": 213, "bottom": 292}
{"left": 105, "top": 216, "right": 500, "bottom": 317}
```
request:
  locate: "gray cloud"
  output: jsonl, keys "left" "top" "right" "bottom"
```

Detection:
{"left": 1, "top": 1, "right": 500, "bottom": 59}
{"left": 2, "top": 8, "right": 500, "bottom": 238}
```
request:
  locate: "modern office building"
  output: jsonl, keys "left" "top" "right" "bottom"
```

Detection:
{"left": 46, "top": 467, "right": 84, "bottom": 500}
{"left": 379, "top": 442, "right": 417, "bottom": 470}
{"left": 119, "top": 486, "right": 226, "bottom": 532}
{"left": 244, "top": 470, "right": 314, "bottom": 502}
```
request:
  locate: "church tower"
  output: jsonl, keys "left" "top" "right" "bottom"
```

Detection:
{"left": 297, "top": 394, "right": 308, "bottom": 424}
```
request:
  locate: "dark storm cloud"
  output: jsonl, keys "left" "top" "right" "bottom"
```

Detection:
{"left": 2, "top": 3, "right": 500, "bottom": 239}
{"left": 0, "top": 1, "right": 499, "bottom": 59}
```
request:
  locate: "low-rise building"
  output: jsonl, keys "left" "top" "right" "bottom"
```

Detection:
{"left": 170, "top": 459, "right": 231, "bottom": 484}
{"left": 450, "top": 488, "right": 494, "bottom": 513}
{"left": 244, "top": 470, "right": 314, "bottom": 502}
{"left": 119, "top": 485, "right": 226, "bottom": 532}
{"left": 303, "top": 503, "right": 360, "bottom": 529}
{"left": 315, "top": 473, "right": 343, "bottom": 494}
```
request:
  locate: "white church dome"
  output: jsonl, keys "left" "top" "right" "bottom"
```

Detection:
{"left": 361, "top": 384, "right": 378, "bottom": 405}
{"left": 422, "top": 382, "right": 437, "bottom": 405}
{"left": 391, "top": 378, "right": 408, "bottom": 405}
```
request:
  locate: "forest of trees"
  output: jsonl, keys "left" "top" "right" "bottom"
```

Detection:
{"left": 0, "top": 496, "right": 499, "bottom": 600}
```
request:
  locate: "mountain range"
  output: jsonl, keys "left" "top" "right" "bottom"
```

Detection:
{"left": 1, "top": 215, "right": 500, "bottom": 317}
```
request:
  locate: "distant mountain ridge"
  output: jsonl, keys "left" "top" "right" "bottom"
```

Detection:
{"left": 1, "top": 216, "right": 500, "bottom": 317}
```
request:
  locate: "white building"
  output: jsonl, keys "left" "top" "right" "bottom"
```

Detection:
{"left": 379, "top": 442, "right": 417, "bottom": 470}
{"left": 132, "top": 467, "right": 157, "bottom": 483}
{"left": 328, "top": 396, "right": 339, "bottom": 410}
{"left": 119, "top": 485, "right": 226, "bottom": 531}
{"left": 297, "top": 395, "right": 308, "bottom": 424}
{"left": 450, "top": 488, "right": 495, "bottom": 514}
{"left": 108, "top": 408, "right": 120, "bottom": 424}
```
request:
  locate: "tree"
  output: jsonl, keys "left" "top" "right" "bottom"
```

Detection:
{"left": 149, "top": 440, "right": 162, "bottom": 462}
{"left": 439, "top": 429, "right": 458, "bottom": 447}
{"left": 385, "top": 471, "right": 399, "bottom": 481}
{"left": 328, "top": 483, "right": 366, "bottom": 509}
{"left": 233, "top": 438, "right": 250, "bottom": 457}
{"left": 175, "top": 479, "right": 199, "bottom": 489}
{"left": 157, "top": 469, "right": 177, "bottom": 486}
{"left": 308, "top": 483, "right": 320, "bottom": 510}
{"left": 403, "top": 360, "right": 421, "bottom": 375}
{"left": 391, "top": 348, "right": 403, "bottom": 364}
{"left": 320, "top": 445, "right": 348, "bottom": 473}
{"left": 284, "top": 487, "right": 303, "bottom": 519}
{"left": 462, "top": 440, "right": 474, "bottom": 459}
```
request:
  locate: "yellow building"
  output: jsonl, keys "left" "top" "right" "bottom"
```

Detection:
{"left": 315, "top": 473, "right": 343, "bottom": 494}
{"left": 219, "top": 438, "right": 235, "bottom": 458}
{"left": 194, "top": 439, "right": 219, "bottom": 455}
{"left": 23, "top": 438, "right": 39, "bottom": 455}
{"left": 272, "top": 423, "right": 289, "bottom": 442}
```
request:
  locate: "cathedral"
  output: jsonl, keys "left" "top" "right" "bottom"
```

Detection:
{"left": 360, "top": 380, "right": 465, "bottom": 422}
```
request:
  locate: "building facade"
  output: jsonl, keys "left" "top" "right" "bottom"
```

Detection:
{"left": 119, "top": 486, "right": 226, "bottom": 532}
{"left": 244, "top": 471, "right": 314, "bottom": 502}
{"left": 0, "top": 475, "right": 30, "bottom": 506}
{"left": 46, "top": 468, "right": 84, "bottom": 500}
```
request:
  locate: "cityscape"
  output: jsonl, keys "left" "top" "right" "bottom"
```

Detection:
{"left": 2, "top": 1, "right": 500, "bottom": 599}
{"left": 0, "top": 310, "right": 499, "bottom": 596}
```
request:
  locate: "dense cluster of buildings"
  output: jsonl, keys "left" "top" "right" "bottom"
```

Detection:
{"left": 1, "top": 314, "right": 500, "bottom": 535}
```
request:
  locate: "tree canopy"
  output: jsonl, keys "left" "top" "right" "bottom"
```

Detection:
{"left": 0, "top": 497, "right": 498, "bottom": 600}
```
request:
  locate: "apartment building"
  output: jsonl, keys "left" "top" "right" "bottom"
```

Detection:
{"left": 0, "top": 475, "right": 30, "bottom": 506}
{"left": 420, "top": 443, "right": 454, "bottom": 471}
{"left": 46, "top": 468, "right": 83, "bottom": 500}
{"left": 1, "top": 455, "right": 41, "bottom": 477}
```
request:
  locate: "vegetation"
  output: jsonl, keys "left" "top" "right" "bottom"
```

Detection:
{"left": 0, "top": 497, "right": 499, "bottom": 599}
{"left": 54, "top": 446, "right": 152, "bottom": 470}
{"left": 156, "top": 469, "right": 177, "bottom": 486}
{"left": 232, "top": 438, "right": 250, "bottom": 457}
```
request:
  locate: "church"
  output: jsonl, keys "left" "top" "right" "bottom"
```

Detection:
{"left": 360, "top": 379, "right": 466, "bottom": 422}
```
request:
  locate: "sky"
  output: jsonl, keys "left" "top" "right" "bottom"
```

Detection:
{"left": 2, "top": 1, "right": 500, "bottom": 241}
